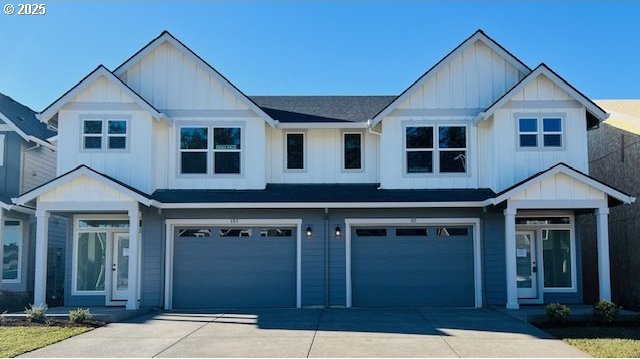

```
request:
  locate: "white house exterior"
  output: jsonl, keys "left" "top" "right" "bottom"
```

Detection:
{"left": 14, "top": 30, "right": 634, "bottom": 310}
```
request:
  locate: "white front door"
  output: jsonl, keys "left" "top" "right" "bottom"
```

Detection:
{"left": 111, "top": 233, "right": 129, "bottom": 301}
{"left": 516, "top": 231, "right": 538, "bottom": 299}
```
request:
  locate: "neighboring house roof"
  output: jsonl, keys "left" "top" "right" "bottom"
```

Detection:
{"left": 477, "top": 64, "right": 609, "bottom": 124}
{"left": 113, "top": 31, "right": 277, "bottom": 127}
{"left": 370, "top": 29, "right": 532, "bottom": 126}
{"left": 491, "top": 162, "right": 635, "bottom": 206}
{"left": 250, "top": 96, "right": 396, "bottom": 123}
{"left": 0, "top": 92, "right": 56, "bottom": 143}
{"left": 152, "top": 185, "right": 496, "bottom": 206}
{"left": 595, "top": 99, "right": 640, "bottom": 135}
{"left": 13, "top": 164, "right": 152, "bottom": 206}
{"left": 38, "top": 65, "right": 168, "bottom": 124}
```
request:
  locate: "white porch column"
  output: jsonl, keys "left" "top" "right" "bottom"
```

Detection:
{"left": 0, "top": 209, "right": 4, "bottom": 291}
{"left": 504, "top": 207, "right": 519, "bottom": 309}
{"left": 33, "top": 209, "right": 49, "bottom": 306}
{"left": 126, "top": 208, "right": 140, "bottom": 310}
{"left": 596, "top": 207, "right": 612, "bottom": 302}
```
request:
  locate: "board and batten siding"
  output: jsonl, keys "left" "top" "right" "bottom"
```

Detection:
{"left": 266, "top": 127, "right": 378, "bottom": 184}
{"left": 21, "top": 144, "right": 57, "bottom": 193}
{"left": 480, "top": 75, "right": 590, "bottom": 192}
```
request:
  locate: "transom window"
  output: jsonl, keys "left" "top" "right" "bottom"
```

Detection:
{"left": 518, "top": 117, "right": 563, "bottom": 148}
{"left": 3, "top": 220, "right": 22, "bottom": 283}
{"left": 179, "top": 126, "right": 242, "bottom": 175}
{"left": 405, "top": 125, "right": 467, "bottom": 174}
{"left": 343, "top": 133, "right": 362, "bottom": 170}
{"left": 286, "top": 133, "right": 305, "bottom": 170}
{"left": 82, "top": 119, "right": 128, "bottom": 150}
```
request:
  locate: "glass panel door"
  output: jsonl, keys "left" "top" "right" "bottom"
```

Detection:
{"left": 516, "top": 231, "right": 538, "bottom": 299}
{"left": 111, "top": 233, "right": 129, "bottom": 301}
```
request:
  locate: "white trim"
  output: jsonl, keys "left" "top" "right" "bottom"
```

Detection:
{"left": 1, "top": 219, "right": 23, "bottom": 284}
{"left": 370, "top": 31, "right": 531, "bottom": 126}
{"left": 284, "top": 131, "right": 306, "bottom": 172}
{"left": 341, "top": 131, "right": 364, "bottom": 172}
{"left": 402, "top": 122, "right": 470, "bottom": 176}
{"left": 277, "top": 122, "right": 370, "bottom": 129}
{"left": 13, "top": 166, "right": 152, "bottom": 206}
{"left": 515, "top": 114, "right": 566, "bottom": 151}
{"left": 491, "top": 163, "right": 636, "bottom": 205}
{"left": 476, "top": 64, "right": 609, "bottom": 123}
{"left": 344, "top": 217, "right": 482, "bottom": 308}
{"left": 163, "top": 218, "right": 303, "bottom": 310}
{"left": 112, "top": 32, "right": 277, "bottom": 127}
{"left": 37, "top": 66, "right": 168, "bottom": 124}
{"left": 153, "top": 201, "right": 490, "bottom": 209}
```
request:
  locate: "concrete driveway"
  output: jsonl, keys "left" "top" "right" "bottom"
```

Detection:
{"left": 22, "top": 308, "right": 587, "bottom": 358}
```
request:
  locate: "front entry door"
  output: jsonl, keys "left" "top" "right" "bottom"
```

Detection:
{"left": 111, "top": 233, "right": 129, "bottom": 301}
{"left": 516, "top": 231, "right": 538, "bottom": 299}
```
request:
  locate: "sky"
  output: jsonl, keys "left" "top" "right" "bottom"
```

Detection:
{"left": 0, "top": 1, "right": 639, "bottom": 111}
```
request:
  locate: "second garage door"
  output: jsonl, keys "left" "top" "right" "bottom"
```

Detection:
{"left": 352, "top": 225, "right": 475, "bottom": 307}
{"left": 172, "top": 226, "right": 296, "bottom": 309}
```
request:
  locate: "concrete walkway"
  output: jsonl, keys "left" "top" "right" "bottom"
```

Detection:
{"left": 22, "top": 308, "right": 588, "bottom": 358}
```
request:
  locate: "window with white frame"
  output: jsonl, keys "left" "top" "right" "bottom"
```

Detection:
{"left": 343, "top": 133, "right": 362, "bottom": 170}
{"left": 2, "top": 220, "right": 22, "bottom": 283}
{"left": 405, "top": 125, "right": 467, "bottom": 174}
{"left": 518, "top": 117, "right": 563, "bottom": 148}
{"left": 179, "top": 126, "right": 242, "bottom": 175}
{"left": 82, "top": 119, "right": 128, "bottom": 150}
{"left": 286, "top": 133, "right": 304, "bottom": 170}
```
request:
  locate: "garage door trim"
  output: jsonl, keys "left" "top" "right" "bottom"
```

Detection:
{"left": 164, "top": 218, "right": 302, "bottom": 310}
{"left": 345, "top": 217, "right": 482, "bottom": 308}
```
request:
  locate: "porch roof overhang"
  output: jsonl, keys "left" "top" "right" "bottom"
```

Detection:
{"left": 490, "top": 162, "right": 636, "bottom": 207}
{"left": 12, "top": 165, "right": 153, "bottom": 207}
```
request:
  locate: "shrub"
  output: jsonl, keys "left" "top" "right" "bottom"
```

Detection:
{"left": 0, "top": 310, "right": 6, "bottom": 324}
{"left": 545, "top": 303, "right": 571, "bottom": 323}
{"left": 69, "top": 308, "right": 92, "bottom": 324}
{"left": 594, "top": 300, "right": 619, "bottom": 322}
{"left": 24, "top": 304, "right": 48, "bottom": 323}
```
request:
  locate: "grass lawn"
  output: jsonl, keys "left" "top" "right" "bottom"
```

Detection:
{"left": 0, "top": 326, "right": 92, "bottom": 357}
{"left": 544, "top": 326, "right": 640, "bottom": 358}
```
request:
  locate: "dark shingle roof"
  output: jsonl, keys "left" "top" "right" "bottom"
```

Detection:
{"left": 152, "top": 184, "right": 495, "bottom": 203}
{"left": 0, "top": 92, "right": 56, "bottom": 141}
{"left": 249, "top": 96, "right": 397, "bottom": 123}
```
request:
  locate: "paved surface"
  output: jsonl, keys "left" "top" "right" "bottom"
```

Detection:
{"left": 22, "top": 308, "right": 588, "bottom": 358}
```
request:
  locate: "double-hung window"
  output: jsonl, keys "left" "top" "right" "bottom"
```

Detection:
{"left": 518, "top": 117, "right": 563, "bottom": 148}
{"left": 82, "top": 119, "right": 128, "bottom": 150}
{"left": 179, "top": 126, "right": 242, "bottom": 175}
{"left": 343, "top": 133, "right": 362, "bottom": 170}
{"left": 286, "top": 133, "right": 304, "bottom": 170}
{"left": 3, "top": 220, "right": 22, "bottom": 283}
{"left": 405, "top": 125, "right": 467, "bottom": 174}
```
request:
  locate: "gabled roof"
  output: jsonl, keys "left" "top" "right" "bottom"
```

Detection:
{"left": 250, "top": 96, "right": 396, "bottom": 123}
{"left": 0, "top": 92, "right": 56, "bottom": 144}
{"left": 491, "top": 162, "right": 635, "bottom": 206}
{"left": 37, "top": 65, "right": 168, "bottom": 123}
{"left": 113, "top": 31, "right": 277, "bottom": 127}
{"left": 370, "top": 30, "right": 531, "bottom": 126}
{"left": 13, "top": 164, "right": 152, "bottom": 206}
{"left": 476, "top": 64, "right": 609, "bottom": 123}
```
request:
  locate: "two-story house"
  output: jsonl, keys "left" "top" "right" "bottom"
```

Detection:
{"left": 13, "top": 30, "right": 634, "bottom": 310}
{"left": 0, "top": 92, "right": 65, "bottom": 306}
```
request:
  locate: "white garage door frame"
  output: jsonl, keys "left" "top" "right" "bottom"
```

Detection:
{"left": 345, "top": 217, "right": 482, "bottom": 308}
{"left": 164, "top": 218, "right": 303, "bottom": 310}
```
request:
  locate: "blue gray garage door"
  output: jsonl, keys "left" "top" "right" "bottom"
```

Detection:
{"left": 172, "top": 226, "right": 296, "bottom": 309}
{"left": 352, "top": 225, "right": 475, "bottom": 307}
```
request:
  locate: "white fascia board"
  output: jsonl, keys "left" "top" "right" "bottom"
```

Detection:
{"left": 0, "top": 112, "right": 55, "bottom": 150}
{"left": 476, "top": 65, "right": 609, "bottom": 123}
{"left": 113, "top": 33, "right": 277, "bottom": 128}
{"left": 370, "top": 31, "right": 531, "bottom": 127}
{"left": 153, "top": 200, "right": 491, "bottom": 209}
{"left": 491, "top": 164, "right": 635, "bottom": 205}
{"left": 38, "top": 66, "right": 167, "bottom": 124}
{"left": 13, "top": 166, "right": 152, "bottom": 206}
{"left": 276, "top": 121, "right": 370, "bottom": 129}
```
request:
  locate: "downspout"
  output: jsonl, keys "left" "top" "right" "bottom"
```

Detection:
{"left": 324, "top": 208, "right": 329, "bottom": 307}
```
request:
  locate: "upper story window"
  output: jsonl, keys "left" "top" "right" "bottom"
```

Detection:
{"left": 179, "top": 126, "right": 242, "bottom": 175}
{"left": 343, "top": 133, "right": 362, "bottom": 170}
{"left": 82, "top": 119, "right": 128, "bottom": 150}
{"left": 286, "top": 133, "right": 304, "bottom": 170}
{"left": 518, "top": 117, "right": 563, "bottom": 148}
{"left": 405, "top": 125, "right": 467, "bottom": 174}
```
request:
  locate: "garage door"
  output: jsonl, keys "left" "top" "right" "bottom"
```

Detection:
{"left": 172, "top": 226, "right": 296, "bottom": 309}
{"left": 352, "top": 225, "right": 475, "bottom": 307}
